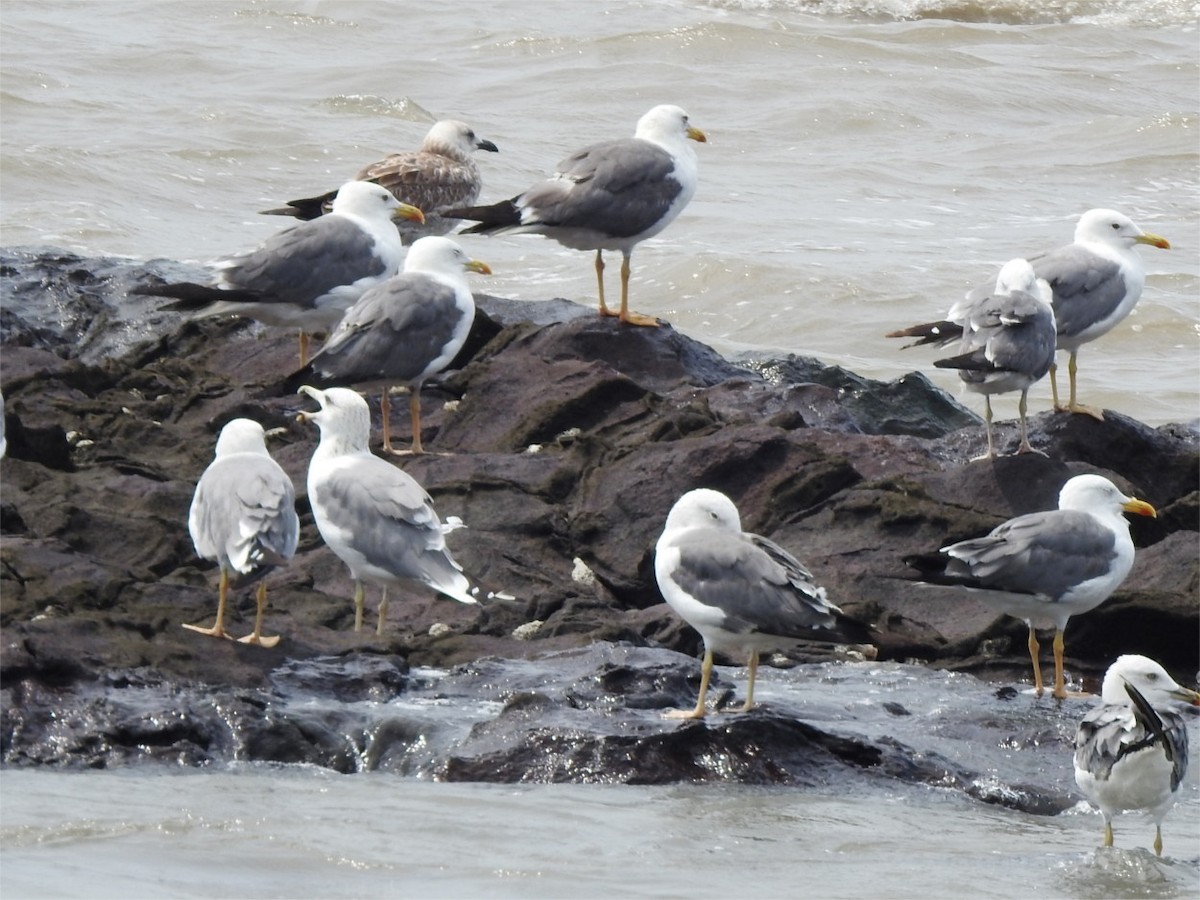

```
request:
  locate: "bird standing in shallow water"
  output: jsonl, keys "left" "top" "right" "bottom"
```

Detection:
{"left": 445, "top": 104, "right": 706, "bottom": 327}
{"left": 903, "top": 474, "right": 1156, "bottom": 700}
{"left": 185, "top": 418, "right": 299, "bottom": 648}
{"left": 1074, "top": 654, "right": 1199, "bottom": 856}
{"left": 654, "top": 488, "right": 872, "bottom": 719}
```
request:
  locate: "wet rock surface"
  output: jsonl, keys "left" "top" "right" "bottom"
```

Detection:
{"left": 2, "top": 247, "right": 1197, "bottom": 812}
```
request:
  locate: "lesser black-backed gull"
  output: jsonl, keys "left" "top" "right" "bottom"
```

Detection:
{"left": 132, "top": 181, "right": 424, "bottom": 365}
{"left": 1074, "top": 654, "right": 1199, "bottom": 855}
{"left": 904, "top": 474, "right": 1156, "bottom": 700}
{"left": 262, "top": 120, "right": 498, "bottom": 244}
{"left": 184, "top": 418, "right": 299, "bottom": 647}
{"left": 654, "top": 488, "right": 872, "bottom": 719}
{"left": 445, "top": 104, "right": 706, "bottom": 327}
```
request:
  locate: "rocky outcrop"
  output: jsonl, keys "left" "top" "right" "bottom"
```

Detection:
{"left": 1, "top": 247, "right": 1196, "bottom": 801}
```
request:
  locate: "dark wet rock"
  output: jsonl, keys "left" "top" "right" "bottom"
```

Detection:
{"left": 1, "top": 247, "right": 1196, "bottom": 808}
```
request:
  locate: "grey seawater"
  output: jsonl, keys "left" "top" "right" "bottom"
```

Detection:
{"left": 2, "top": 660, "right": 1199, "bottom": 899}
{"left": 1, "top": 0, "right": 1196, "bottom": 423}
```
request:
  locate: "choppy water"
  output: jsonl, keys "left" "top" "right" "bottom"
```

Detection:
{"left": 1, "top": 1, "right": 1198, "bottom": 896}
{"left": 1, "top": 0, "right": 1197, "bottom": 423}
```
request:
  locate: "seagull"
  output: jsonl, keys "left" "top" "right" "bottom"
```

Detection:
{"left": 923, "top": 258, "right": 1057, "bottom": 459}
{"left": 184, "top": 418, "right": 299, "bottom": 648}
{"left": 654, "top": 488, "right": 872, "bottom": 719}
{"left": 889, "top": 210, "right": 1170, "bottom": 420}
{"left": 1074, "top": 654, "right": 1199, "bottom": 856}
{"left": 903, "top": 474, "right": 1157, "bottom": 700}
{"left": 297, "top": 385, "right": 489, "bottom": 635}
{"left": 444, "top": 104, "right": 706, "bottom": 327}
{"left": 131, "top": 181, "right": 424, "bottom": 366}
{"left": 298, "top": 236, "right": 490, "bottom": 455}
{"left": 261, "top": 120, "right": 499, "bottom": 244}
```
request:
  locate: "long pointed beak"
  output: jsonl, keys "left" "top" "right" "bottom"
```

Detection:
{"left": 297, "top": 385, "right": 322, "bottom": 423}
{"left": 392, "top": 202, "right": 426, "bottom": 224}
{"left": 476, "top": 139, "right": 499, "bottom": 153}
{"left": 687, "top": 126, "right": 707, "bottom": 144}
{"left": 1122, "top": 497, "right": 1157, "bottom": 518}
{"left": 1136, "top": 232, "right": 1170, "bottom": 250}
{"left": 465, "top": 259, "right": 492, "bottom": 276}
{"left": 1170, "top": 686, "right": 1200, "bottom": 706}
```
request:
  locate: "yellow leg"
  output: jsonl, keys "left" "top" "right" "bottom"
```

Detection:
{"left": 595, "top": 250, "right": 611, "bottom": 317}
{"left": 238, "top": 581, "right": 281, "bottom": 647}
{"left": 1103, "top": 820, "right": 1113, "bottom": 848}
{"left": 376, "top": 586, "right": 388, "bottom": 637}
{"left": 664, "top": 648, "right": 714, "bottom": 720}
{"left": 298, "top": 330, "right": 310, "bottom": 368}
{"left": 1027, "top": 626, "right": 1044, "bottom": 696}
{"left": 1153, "top": 825, "right": 1162, "bottom": 857}
{"left": 617, "top": 251, "right": 659, "bottom": 327}
{"left": 380, "top": 391, "right": 394, "bottom": 454}
{"left": 353, "top": 580, "right": 365, "bottom": 633}
{"left": 971, "top": 396, "right": 996, "bottom": 461}
{"left": 1015, "top": 389, "right": 1043, "bottom": 455}
{"left": 735, "top": 650, "right": 760, "bottom": 713}
{"left": 183, "top": 567, "right": 234, "bottom": 639}
{"left": 1049, "top": 360, "right": 1062, "bottom": 412}
{"left": 408, "top": 389, "right": 424, "bottom": 455}
{"left": 1066, "top": 350, "right": 1104, "bottom": 420}
{"left": 1052, "top": 629, "right": 1067, "bottom": 700}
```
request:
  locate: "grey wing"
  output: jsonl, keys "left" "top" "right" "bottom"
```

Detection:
{"left": 320, "top": 461, "right": 470, "bottom": 594}
{"left": 1075, "top": 705, "right": 1137, "bottom": 781}
{"left": 1164, "top": 712, "right": 1190, "bottom": 790}
{"left": 521, "top": 138, "right": 681, "bottom": 238}
{"left": 671, "top": 532, "right": 843, "bottom": 641}
{"left": 939, "top": 290, "right": 1056, "bottom": 379}
{"left": 220, "top": 216, "right": 388, "bottom": 305}
{"left": 358, "top": 152, "right": 483, "bottom": 214}
{"left": 310, "top": 275, "right": 467, "bottom": 384}
{"left": 1030, "top": 245, "right": 1127, "bottom": 338}
{"left": 943, "top": 509, "right": 1118, "bottom": 599}
{"left": 190, "top": 457, "right": 299, "bottom": 572}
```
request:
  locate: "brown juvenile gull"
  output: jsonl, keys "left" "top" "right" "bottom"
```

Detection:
{"left": 889, "top": 209, "right": 1170, "bottom": 420}
{"left": 261, "top": 119, "right": 498, "bottom": 244}
{"left": 445, "top": 104, "right": 706, "bottom": 327}
{"left": 184, "top": 418, "right": 299, "bottom": 648}
{"left": 654, "top": 488, "right": 872, "bottom": 720}
{"left": 297, "top": 385, "right": 495, "bottom": 635}
{"left": 297, "top": 236, "right": 490, "bottom": 455}
{"left": 926, "top": 258, "right": 1057, "bottom": 459}
{"left": 131, "top": 181, "right": 424, "bottom": 366}
{"left": 1074, "top": 654, "right": 1199, "bottom": 856}
{"left": 903, "top": 474, "right": 1156, "bottom": 700}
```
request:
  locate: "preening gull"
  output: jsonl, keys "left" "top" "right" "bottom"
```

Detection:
{"left": 131, "top": 181, "right": 424, "bottom": 365}
{"left": 445, "top": 104, "right": 706, "bottom": 327}
{"left": 903, "top": 474, "right": 1156, "bottom": 700}
{"left": 890, "top": 209, "right": 1170, "bottom": 420}
{"left": 891, "top": 258, "right": 1057, "bottom": 458}
{"left": 297, "top": 385, "right": 489, "bottom": 635}
{"left": 1074, "top": 654, "right": 1199, "bottom": 856}
{"left": 299, "top": 236, "right": 490, "bottom": 455}
{"left": 262, "top": 120, "right": 499, "bottom": 244}
{"left": 184, "top": 418, "right": 299, "bottom": 648}
{"left": 654, "top": 489, "right": 872, "bottom": 719}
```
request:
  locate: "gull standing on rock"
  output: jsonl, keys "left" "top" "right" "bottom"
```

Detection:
{"left": 296, "top": 236, "right": 491, "bottom": 455}
{"left": 131, "top": 181, "right": 424, "bottom": 366}
{"left": 445, "top": 104, "right": 706, "bottom": 327}
{"left": 262, "top": 119, "right": 499, "bottom": 244}
{"left": 654, "top": 488, "right": 872, "bottom": 720}
{"left": 891, "top": 258, "right": 1057, "bottom": 459}
{"left": 903, "top": 474, "right": 1157, "bottom": 700}
{"left": 1074, "top": 654, "right": 1199, "bottom": 856}
{"left": 297, "top": 385, "right": 489, "bottom": 635}
{"left": 184, "top": 418, "right": 299, "bottom": 648}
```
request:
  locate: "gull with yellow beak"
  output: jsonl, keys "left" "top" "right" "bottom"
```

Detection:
{"left": 903, "top": 474, "right": 1157, "bottom": 700}
{"left": 131, "top": 181, "right": 425, "bottom": 366}
{"left": 445, "top": 104, "right": 706, "bottom": 327}
{"left": 296, "top": 236, "right": 490, "bottom": 455}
